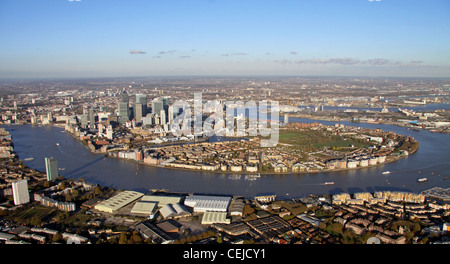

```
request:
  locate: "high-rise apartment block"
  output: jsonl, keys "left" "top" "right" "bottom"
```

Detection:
{"left": 45, "top": 157, "right": 58, "bottom": 182}
{"left": 12, "top": 179, "right": 29, "bottom": 205}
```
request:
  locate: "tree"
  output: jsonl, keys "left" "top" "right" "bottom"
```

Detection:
{"left": 341, "top": 230, "right": 357, "bottom": 244}
{"left": 130, "top": 231, "right": 143, "bottom": 244}
{"left": 30, "top": 215, "right": 41, "bottom": 226}
{"left": 52, "top": 232, "right": 63, "bottom": 243}
{"left": 118, "top": 232, "right": 128, "bottom": 244}
{"left": 326, "top": 222, "right": 343, "bottom": 237}
{"left": 242, "top": 204, "right": 255, "bottom": 216}
{"left": 71, "top": 189, "right": 79, "bottom": 199}
{"left": 94, "top": 187, "right": 102, "bottom": 197}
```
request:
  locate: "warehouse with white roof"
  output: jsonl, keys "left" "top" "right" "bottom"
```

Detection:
{"left": 159, "top": 203, "right": 191, "bottom": 219}
{"left": 94, "top": 191, "right": 144, "bottom": 213}
{"left": 184, "top": 195, "right": 231, "bottom": 212}
{"left": 201, "top": 211, "right": 230, "bottom": 225}
{"left": 130, "top": 201, "right": 158, "bottom": 219}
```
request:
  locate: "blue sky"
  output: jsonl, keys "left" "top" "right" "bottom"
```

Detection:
{"left": 0, "top": 0, "right": 449, "bottom": 78}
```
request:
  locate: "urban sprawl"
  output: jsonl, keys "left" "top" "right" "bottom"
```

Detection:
{"left": 0, "top": 77, "right": 449, "bottom": 244}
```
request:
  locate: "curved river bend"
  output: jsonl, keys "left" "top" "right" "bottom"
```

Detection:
{"left": 4, "top": 118, "right": 450, "bottom": 199}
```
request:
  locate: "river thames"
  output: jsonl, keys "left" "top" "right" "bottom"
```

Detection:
{"left": 4, "top": 118, "right": 450, "bottom": 199}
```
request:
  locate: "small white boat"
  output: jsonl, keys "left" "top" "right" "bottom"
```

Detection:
{"left": 324, "top": 182, "right": 335, "bottom": 185}
{"left": 245, "top": 175, "right": 258, "bottom": 181}
{"left": 417, "top": 178, "right": 428, "bottom": 183}
{"left": 382, "top": 171, "right": 391, "bottom": 175}
{"left": 56, "top": 143, "right": 60, "bottom": 146}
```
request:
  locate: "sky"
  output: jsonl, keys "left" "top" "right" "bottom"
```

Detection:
{"left": 0, "top": 0, "right": 449, "bottom": 78}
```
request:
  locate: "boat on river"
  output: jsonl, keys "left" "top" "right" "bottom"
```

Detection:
{"left": 382, "top": 171, "right": 391, "bottom": 175}
{"left": 417, "top": 178, "right": 428, "bottom": 183}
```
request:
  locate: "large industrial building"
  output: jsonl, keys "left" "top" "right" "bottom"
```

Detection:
{"left": 159, "top": 203, "right": 191, "bottom": 219}
{"left": 184, "top": 195, "right": 231, "bottom": 212}
{"left": 94, "top": 191, "right": 144, "bottom": 213}
{"left": 140, "top": 194, "right": 183, "bottom": 207}
{"left": 130, "top": 194, "right": 185, "bottom": 219}
{"left": 201, "top": 211, "right": 230, "bottom": 225}
{"left": 130, "top": 201, "right": 158, "bottom": 218}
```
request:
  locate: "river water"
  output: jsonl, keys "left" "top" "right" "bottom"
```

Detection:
{"left": 3, "top": 118, "right": 450, "bottom": 199}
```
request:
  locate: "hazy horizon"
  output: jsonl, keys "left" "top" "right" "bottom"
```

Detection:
{"left": 1, "top": 0, "right": 449, "bottom": 79}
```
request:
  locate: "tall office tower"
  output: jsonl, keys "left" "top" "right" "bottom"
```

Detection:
{"left": 45, "top": 157, "right": 58, "bottom": 181}
{"left": 135, "top": 94, "right": 147, "bottom": 121}
{"left": 118, "top": 102, "right": 130, "bottom": 124}
{"left": 160, "top": 109, "right": 166, "bottom": 125}
{"left": 162, "top": 97, "right": 169, "bottom": 109}
{"left": 120, "top": 91, "right": 129, "bottom": 103}
{"left": 80, "top": 114, "right": 88, "bottom": 127}
{"left": 89, "top": 108, "right": 95, "bottom": 124}
{"left": 136, "top": 94, "right": 147, "bottom": 110}
{"left": 152, "top": 100, "right": 163, "bottom": 115}
{"left": 134, "top": 103, "right": 143, "bottom": 123}
{"left": 12, "top": 179, "right": 29, "bottom": 205}
{"left": 168, "top": 105, "right": 174, "bottom": 125}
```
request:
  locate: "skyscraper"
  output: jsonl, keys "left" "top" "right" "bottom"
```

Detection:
{"left": 89, "top": 108, "right": 96, "bottom": 125}
{"left": 135, "top": 94, "right": 147, "bottom": 108}
{"left": 135, "top": 94, "right": 147, "bottom": 123}
{"left": 134, "top": 103, "right": 143, "bottom": 123}
{"left": 80, "top": 114, "right": 88, "bottom": 127}
{"left": 118, "top": 102, "right": 130, "bottom": 124}
{"left": 168, "top": 105, "right": 174, "bottom": 125}
{"left": 45, "top": 157, "right": 58, "bottom": 182}
{"left": 120, "top": 91, "right": 129, "bottom": 103}
{"left": 12, "top": 179, "right": 29, "bottom": 205}
{"left": 152, "top": 100, "right": 163, "bottom": 115}
{"left": 160, "top": 109, "right": 166, "bottom": 125}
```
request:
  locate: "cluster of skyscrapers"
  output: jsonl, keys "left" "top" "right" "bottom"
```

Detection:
{"left": 117, "top": 91, "right": 175, "bottom": 127}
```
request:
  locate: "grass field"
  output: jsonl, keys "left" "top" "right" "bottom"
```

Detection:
{"left": 279, "top": 130, "right": 329, "bottom": 145}
{"left": 6, "top": 205, "right": 55, "bottom": 224}
{"left": 278, "top": 130, "right": 369, "bottom": 150}
{"left": 313, "top": 140, "right": 369, "bottom": 148}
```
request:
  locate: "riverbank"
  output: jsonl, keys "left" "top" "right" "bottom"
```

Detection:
{"left": 289, "top": 113, "right": 450, "bottom": 134}
{"left": 4, "top": 121, "right": 449, "bottom": 199}
{"left": 60, "top": 121, "right": 417, "bottom": 177}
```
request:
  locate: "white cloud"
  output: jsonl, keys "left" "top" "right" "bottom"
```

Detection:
{"left": 158, "top": 50, "right": 177, "bottom": 55}
{"left": 129, "top": 50, "right": 146, "bottom": 54}
{"left": 221, "top": 52, "right": 248, "bottom": 56}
